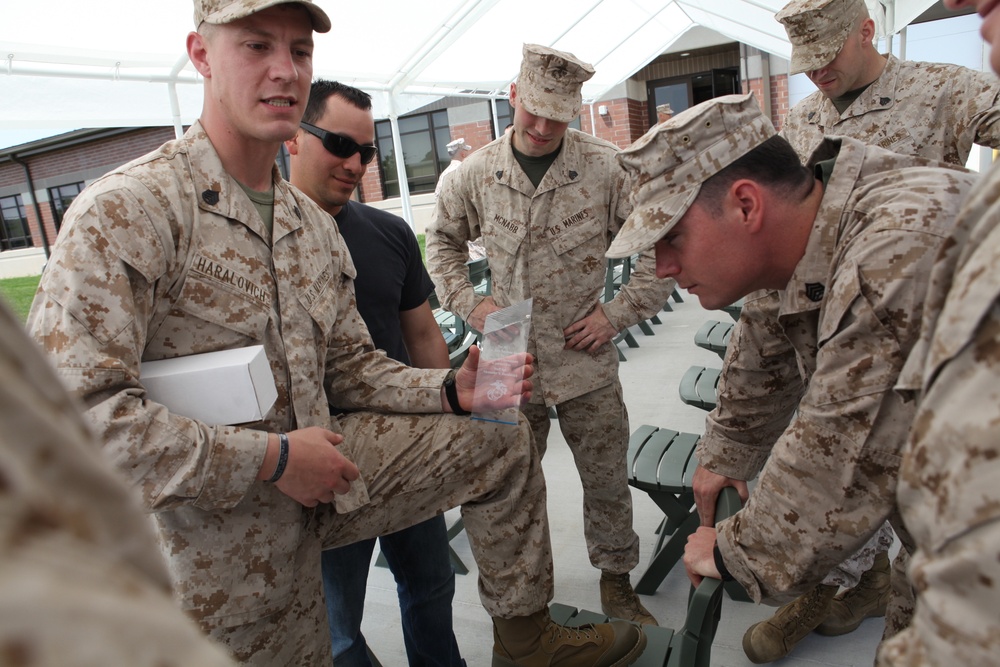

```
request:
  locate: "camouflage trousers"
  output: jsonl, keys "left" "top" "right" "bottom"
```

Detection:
{"left": 822, "top": 521, "right": 896, "bottom": 588}
{"left": 213, "top": 411, "right": 551, "bottom": 666}
{"left": 523, "top": 379, "right": 640, "bottom": 575}
{"left": 819, "top": 520, "right": 914, "bottom": 642}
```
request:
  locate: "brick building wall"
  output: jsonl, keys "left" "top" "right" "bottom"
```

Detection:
{"left": 1, "top": 127, "right": 175, "bottom": 253}
{"left": 451, "top": 119, "right": 496, "bottom": 154}
{"left": 742, "top": 73, "right": 790, "bottom": 131}
{"left": 358, "top": 162, "right": 384, "bottom": 204}
{"left": 770, "top": 74, "right": 790, "bottom": 131}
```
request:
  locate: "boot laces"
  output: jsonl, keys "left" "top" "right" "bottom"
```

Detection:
{"left": 780, "top": 587, "right": 832, "bottom": 626}
{"left": 608, "top": 575, "right": 643, "bottom": 615}
{"left": 545, "top": 621, "right": 600, "bottom": 645}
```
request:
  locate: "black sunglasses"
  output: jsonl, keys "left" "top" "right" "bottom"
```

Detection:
{"left": 299, "top": 121, "right": 378, "bottom": 164}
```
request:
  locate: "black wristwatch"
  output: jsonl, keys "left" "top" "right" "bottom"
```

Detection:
{"left": 443, "top": 370, "right": 471, "bottom": 416}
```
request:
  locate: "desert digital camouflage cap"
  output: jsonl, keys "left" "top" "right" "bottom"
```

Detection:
{"left": 516, "top": 44, "right": 595, "bottom": 123}
{"left": 656, "top": 103, "right": 673, "bottom": 115}
{"left": 776, "top": 0, "right": 869, "bottom": 74}
{"left": 607, "top": 93, "right": 775, "bottom": 259}
{"left": 194, "top": 0, "right": 331, "bottom": 33}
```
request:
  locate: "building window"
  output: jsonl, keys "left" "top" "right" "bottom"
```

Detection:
{"left": 0, "top": 195, "right": 33, "bottom": 250}
{"left": 375, "top": 109, "right": 452, "bottom": 198}
{"left": 647, "top": 68, "right": 740, "bottom": 126}
{"left": 496, "top": 99, "right": 513, "bottom": 137}
{"left": 48, "top": 181, "right": 84, "bottom": 232}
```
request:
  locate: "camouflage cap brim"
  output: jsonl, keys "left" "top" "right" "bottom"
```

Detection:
{"left": 607, "top": 185, "right": 701, "bottom": 259}
{"left": 789, "top": 40, "right": 844, "bottom": 75}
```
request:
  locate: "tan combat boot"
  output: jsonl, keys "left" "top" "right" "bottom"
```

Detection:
{"left": 599, "top": 572, "right": 658, "bottom": 626}
{"left": 492, "top": 608, "right": 646, "bottom": 667}
{"left": 815, "top": 551, "right": 891, "bottom": 636}
{"left": 742, "top": 583, "right": 838, "bottom": 664}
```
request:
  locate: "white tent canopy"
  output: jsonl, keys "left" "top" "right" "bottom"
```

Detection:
{"left": 1, "top": 0, "right": 940, "bottom": 221}
{"left": 1, "top": 0, "right": 938, "bottom": 131}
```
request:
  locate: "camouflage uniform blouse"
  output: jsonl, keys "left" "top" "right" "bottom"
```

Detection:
{"left": 782, "top": 54, "right": 1000, "bottom": 164}
{"left": 0, "top": 299, "right": 235, "bottom": 666}
{"left": 708, "top": 137, "right": 978, "bottom": 604}
{"left": 427, "top": 128, "right": 673, "bottom": 406}
{"left": 878, "top": 164, "right": 1000, "bottom": 666}
{"left": 711, "top": 56, "right": 1000, "bottom": 478}
{"left": 27, "top": 122, "right": 448, "bottom": 628}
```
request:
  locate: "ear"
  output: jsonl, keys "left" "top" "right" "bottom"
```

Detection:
{"left": 730, "top": 179, "right": 765, "bottom": 234}
{"left": 285, "top": 131, "right": 301, "bottom": 156}
{"left": 509, "top": 82, "right": 518, "bottom": 107}
{"left": 859, "top": 17, "right": 876, "bottom": 44}
{"left": 187, "top": 31, "right": 211, "bottom": 78}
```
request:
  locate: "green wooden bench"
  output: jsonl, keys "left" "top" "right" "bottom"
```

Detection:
{"left": 605, "top": 258, "right": 642, "bottom": 360}
{"left": 678, "top": 366, "right": 721, "bottom": 412}
{"left": 720, "top": 298, "right": 744, "bottom": 321}
{"left": 625, "top": 425, "right": 749, "bottom": 603}
{"left": 693, "top": 320, "right": 733, "bottom": 360}
{"left": 552, "top": 487, "right": 744, "bottom": 667}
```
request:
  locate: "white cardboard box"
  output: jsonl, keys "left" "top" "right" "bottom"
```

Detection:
{"left": 141, "top": 346, "right": 278, "bottom": 426}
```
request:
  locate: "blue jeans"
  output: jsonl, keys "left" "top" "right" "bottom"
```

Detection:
{"left": 323, "top": 514, "right": 464, "bottom": 666}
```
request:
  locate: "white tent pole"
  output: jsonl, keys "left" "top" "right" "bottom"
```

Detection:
{"left": 385, "top": 93, "right": 415, "bottom": 230}
{"left": 168, "top": 83, "right": 183, "bottom": 139}
{"left": 589, "top": 102, "right": 598, "bottom": 136}
{"left": 2, "top": 64, "right": 200, "bottom": 84}
{"left": 168, "top": 54, "right": 190, "bottom": 139}
{"left": 490, "top": 97, "right": 500, "bottom": 139}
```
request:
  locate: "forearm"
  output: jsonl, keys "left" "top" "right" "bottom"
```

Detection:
{"left": 602, "top": 249, "right": 675, "bottom": 330}
{"left": 328, "top": 348, "right": 450, "bottom": 413}
{"left": 716, "top": 399, "right": 903, "bottom": 603}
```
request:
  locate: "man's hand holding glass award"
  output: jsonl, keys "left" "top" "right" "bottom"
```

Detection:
{"left": 453, "top": 298, "right": 534, "bottom": 425}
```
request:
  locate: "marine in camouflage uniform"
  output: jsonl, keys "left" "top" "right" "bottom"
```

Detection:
{"left": 0, "top": 297, "right": 236, "bottom": 667}
{"left": 427, "top": 44, "right": 674, "bottom": 626}
{"left": 782, "top": 53, "right": 1000, "bottom": 162}
{"left": 25, "top": 4, "right": 648, "bottom": 666}
{"left": 605, "top": 93, "right": 978, "bottom": 655}
{"left": 876, "top": 145, "right": 1000, "bottom": 667}
{"left": 693, "top": 131, "right": 973, "bottom": 600}
{"left": 696, "top": 0, "right": 1000, "bottom": 657}
{"left": 878, "top": 2, "right": 1000, "bottom": 662}
{"left": 26, "top": 116, "right": 552, "bottom": 666}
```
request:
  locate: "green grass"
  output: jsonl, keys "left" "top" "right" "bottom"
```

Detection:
{"left": 417, "top": 233, "right": 426, "bottom": 264}
{"left": 0, "top": 275, "right": 41, "bottom": 324}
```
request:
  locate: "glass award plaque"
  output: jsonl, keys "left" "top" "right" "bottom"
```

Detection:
{"left": 471, "top": 298, "right": 533, "bottom": 425}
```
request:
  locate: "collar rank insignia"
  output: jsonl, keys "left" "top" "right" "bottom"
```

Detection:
{"left": 805, "top": 283, "right": 825, "bottom": 302}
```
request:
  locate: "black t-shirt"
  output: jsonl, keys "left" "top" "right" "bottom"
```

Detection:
{"left": 334, "top": 201, "right": 435, "bottom": 365}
